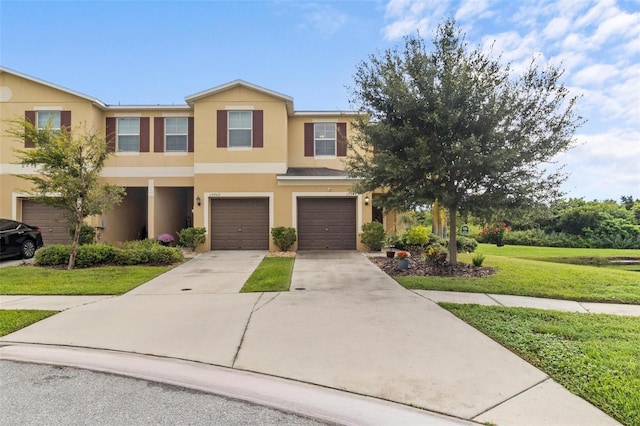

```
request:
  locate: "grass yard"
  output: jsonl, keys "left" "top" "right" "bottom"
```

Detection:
{"left": 475, "top": 244, "right": 640, "bottom": 259}
{"left": 0, "top": 310, "right": 57, "bottom": 337}
{"left": 397, "top": 245, "right": 640, "bottom": 304}
{"left": 0, "top": 265, "right": 171, "bottom": 295}
{"left": 240, "top": 257, "right": 295, "bottom": 293}
{"left": 442, "top": 303, "right": 640, "bottom": 426}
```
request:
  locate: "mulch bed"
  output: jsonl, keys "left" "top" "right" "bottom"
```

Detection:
{"left": 370, "top": 256, "right": 497, "bottom": 278}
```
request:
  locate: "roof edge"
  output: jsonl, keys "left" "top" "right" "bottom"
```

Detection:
{"left": 0, "top": 66, "right": 107, "bottom": 109}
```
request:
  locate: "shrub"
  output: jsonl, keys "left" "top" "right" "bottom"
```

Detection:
{"left": 455, "top": 236, "right": 478, "bottom": 253}
{"left": 472, "top": 253, "right": 486, "bottom": 267}
{"left": 148, "top": 246, "right": 184, "bottom": 264}
{"left": 424, "top": 245, "right": 448, "bottom": 266}
{"left": 74, "top": 244, "right": 118, "bottom": 268}
{"left": 122, "top": 239, "right": 159, "bottom": 250}
{"left": 177, "top": 227, "right": 206, "bottom": 250}
{"left": 35, "top": 244, "right": 71, "bottom": 266}
{"left": 68, "top": 224, "right": 96, "bottom": 245}
{"left": 404, "top": 225, "right": 430, "bottom": 246}
{"left": 360, "top": 222, "right": 386, "bottom": 251}
{"left": 271, "top": 226, "right": 297, "bottom": 251}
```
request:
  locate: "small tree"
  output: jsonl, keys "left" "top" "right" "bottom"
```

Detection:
{"left": 7, "top": 119, "right": 125, "bottom": 269}
{"left": 346, "top": 20, "right": 583, "bottom": 263}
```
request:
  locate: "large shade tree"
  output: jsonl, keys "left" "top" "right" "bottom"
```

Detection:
{"left": 8, "top": 119, "right": 125, "bottom": 269}
{"left": 346, "top": 20, "right": 583, "bottom": 264}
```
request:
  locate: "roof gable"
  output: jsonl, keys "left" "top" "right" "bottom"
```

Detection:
{"left": 185, "top": 79, "right": 294, "bottom": 114}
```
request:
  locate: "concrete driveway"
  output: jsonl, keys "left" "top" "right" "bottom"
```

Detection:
{"left": 0, "top": 250, "right": 620, "bottom": 425}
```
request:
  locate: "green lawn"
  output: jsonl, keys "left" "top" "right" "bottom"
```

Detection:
{"left": 240, "top": 257, "right": 294, "bottom": 293}
{"left": 397, "top": 245, "right": 640, "bottom": 304}
{"left": 442, "top": 304, "right": 640, "bottom": 426}
{"left": 0, "top": 310, "right": 57, "bottom": 336}
{"left": 476, "top": 244, "right": 640, "bottom": 259}
{"left": 0, "top": 265, "right": 171, "bottom": 295}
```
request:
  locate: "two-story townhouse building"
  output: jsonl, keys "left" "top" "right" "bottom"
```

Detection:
{"left": 1, "top": 67, "right": 386, "bottom": 252}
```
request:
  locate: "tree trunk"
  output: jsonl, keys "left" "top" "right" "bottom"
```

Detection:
{"left": 448, "top": 206, "right": 457, "bottom": 265}
{"left": 68, "top": 219, "right": 82, "bottom": 270}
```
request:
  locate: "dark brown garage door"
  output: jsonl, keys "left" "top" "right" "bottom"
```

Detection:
{"left": 297, "top": 198, "right": 356, "bottom": 250}
{"left": 22, "top": 200, "right": 71, "bottom": 245}
{"left": 210, "top": 198, "right": 269, "bottom": 250}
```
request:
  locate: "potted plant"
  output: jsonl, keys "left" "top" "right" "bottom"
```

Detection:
{"left": 396, "top": 251, "right": 410, "bottom": 270}
{"left": 383, "top": 234, "right": 401, "bottom": 258}
{"left": 157, "top": 233, "right": 174, "bottom": 246}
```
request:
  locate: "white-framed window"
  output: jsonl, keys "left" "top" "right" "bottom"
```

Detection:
{"left": 117, "top": 118, "right": 140, "bottom": 152}
{"left": 37, "top": 111, "right": 61, "bottom": 131}
{"left": 314, "top": 122, "right": 336, "bottom": 156}
{"left": 228, "top": 111, "right": 252, "bottom": 148}
{"left": 165, "top": 117, "right": 188, "bottom": 152}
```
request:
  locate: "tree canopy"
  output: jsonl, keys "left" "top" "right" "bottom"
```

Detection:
{"left": 346, "top": 19, "right": 583, "bottom": 263}
{"left": 8, "top": 119, "right": 125, "bottom": 269}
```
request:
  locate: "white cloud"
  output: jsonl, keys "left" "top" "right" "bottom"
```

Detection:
{"left": 297, "top": 3, "right": 348, "bottom": 36}
{"left": 455, "top": 0, "right": 491, "bottom": 21}
{"left": 589, "top": 9, "right": 640, "bottom": 48}
{"left": 558, "top": 129, "right": 640, "bottom": 199}
{"left": 382, "top": 0, "right": 449, "bottom": 40}
{"left": 572, "top": 64, "right": 620, "bottom": 86}
{"left": 543, "top": 17, "right": 572, "bottom": 39}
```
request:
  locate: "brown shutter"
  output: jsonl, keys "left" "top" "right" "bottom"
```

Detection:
{"left": 304, "top": 123, "right": 314, "bottom": 156}
{"left": 105, "top": 118, "right": 116, "bottom": 152}
{"left": 217, "top": 110, "right": 227, "bottom": 148}
{"left": 188, "top": 117, "right": 194, "bottom": 152}
{"left": 337, "top": 122, "right": 347, "bottom": 157}
{"left": 140, "top": 117, "right": 150, "bottom": 152}
{"left": 154, "top": 117, "right": 164, "bottom": 153}
{"left": 252, "top": 110, "right": 263, "bottom": 148}
{"left": 61, "top": 111, "right": 71, "bottom": 131}
{"left": 24, "top": 111, "right": 36, "bottom": 148}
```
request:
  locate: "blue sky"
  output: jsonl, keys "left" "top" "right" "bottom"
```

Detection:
{"left": 1, "top": 0, "right": 638, "bottom": 201}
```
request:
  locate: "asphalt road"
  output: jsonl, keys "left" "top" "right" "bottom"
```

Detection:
{"left": 1, "top": 360, "right": 330, "bottom": 425}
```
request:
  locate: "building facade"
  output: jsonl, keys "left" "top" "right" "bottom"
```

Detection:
{"left": 0, "top": 67, "right": 384, "bottom": 251}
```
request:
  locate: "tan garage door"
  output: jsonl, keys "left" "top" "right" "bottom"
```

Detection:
{"left": 210, "top": 198, "right": 269, "bottom": 250}
{"left": 22, "top": 200, "right": 71, "bottom": 245}
{"left": 297, "top": 198, "right": 356, "bottom": 250}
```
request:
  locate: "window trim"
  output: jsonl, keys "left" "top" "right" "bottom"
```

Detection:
{"left": 116, "top": 117, "right": 140, "bottom": 153}
{"left": 314, "top": 122, "right": 337, "bottom": 158}
{"left": 164, "top": 117, "right": 188, "bottom": 153}
{"left": 227, "top": 110, "right": 253, "bottom": 149}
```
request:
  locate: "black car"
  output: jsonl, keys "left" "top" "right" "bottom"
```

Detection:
{"left": 0, "top": 219, "right": 44, "bottom": 259}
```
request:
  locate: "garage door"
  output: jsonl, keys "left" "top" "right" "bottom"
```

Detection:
{"left": 297, "top": 198, "right": 356, "bottom": 250}
{"left": 22, "top": 200, "right": 71, "bottom": 245}
{"left": 210, "top": 198, "right": 269, "bottom": 250}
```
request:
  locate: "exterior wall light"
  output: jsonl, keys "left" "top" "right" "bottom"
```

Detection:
{"left": 364, "top": 195, "right": 370, "bottom": 206}
{"left": 196, "top": 196, "right": 201, "bottom": 206}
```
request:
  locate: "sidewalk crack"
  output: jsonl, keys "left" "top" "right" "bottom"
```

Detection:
{"left": 486, "top": 293, "right": 505, "bottom": 306}
{"left": 231, "top": 293, "right": 263, "bottom": 368}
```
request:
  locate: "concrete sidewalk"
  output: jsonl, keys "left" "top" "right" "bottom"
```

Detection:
{"left": 0, "top": 251, "right": 623, "bottom": 425}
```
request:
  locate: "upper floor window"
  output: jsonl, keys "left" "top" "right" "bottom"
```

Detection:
{"left": 37, "top": 111, "right": 61, "bottom": 131}
{"left": 165, "top": 117, "right": 188, "bottom": 152}
{"left": 314, "top": 123, "right": 336, "bottom": 156}
{"left": 304, "top": 122, "right": 347, "bottom": 158}
{"left": 117, "top": 118, "right": 140, "bottom": 152}
{"left": 228, "top": 111, "right": 252, "bottom": 148}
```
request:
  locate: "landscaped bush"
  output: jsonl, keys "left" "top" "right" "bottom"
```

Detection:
{"left": 271, "top": 226, "right": 297, "bottom": 251}
{"left": 35, "top": 241, "right": 182, "bottom": 267}
{"left": 35, "top": 244, "right": 71, "bottom": 266}
{"left": 455, "top": 236, "right": 478, "bottom": 253}
{"left": 177, "top": 227, "right": 206, "bottom": 250}
{"left": 68, "top": 224, "right": 96, "bottom": 245}
{"left": 74, "top": 244, "right": 118, "bottom": 267}
{"left": 404, "top": 226, "right": 430, "bottom": 246}
{"left": 360, "top": 222, "right": 386, "bottom": 251}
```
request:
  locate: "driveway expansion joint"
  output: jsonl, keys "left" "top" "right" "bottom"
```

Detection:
{"left": 231, "top": 292, "right": 263, "bottom": 368}
{"left": 470, "top": 377, "right": 552, "bottom": 420}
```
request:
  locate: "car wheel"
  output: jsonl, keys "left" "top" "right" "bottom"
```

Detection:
{"left": 21, "top": 239, "right": 37, "bottom": 259}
